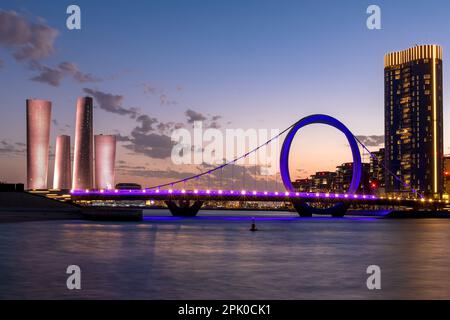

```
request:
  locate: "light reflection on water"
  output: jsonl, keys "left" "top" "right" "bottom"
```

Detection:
{"left": 1, "top": 210, "right": 450, "bottom": 299}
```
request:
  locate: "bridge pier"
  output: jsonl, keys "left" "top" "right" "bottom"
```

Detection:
{"left": 292, "top": 201, "right": 349, "bottom": 217}
{"left": 165, "top": 200, "right": 203, "bottom": 217}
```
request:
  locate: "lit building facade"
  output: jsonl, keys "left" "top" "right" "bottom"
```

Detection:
{"left": 384, "top": 45, "right": 443, "bottom": 197}
{"left": 310, "top": 171, "right": 336, "bottom": 192}
{"left": 26, "top": 99, "right": 51, "bottom": 189}
{"left": 335, "top": 162, "right": 370, "bottom": 193}
{"left": 444, "top": 156, "right": 450, "bottom": 195}
{"left": 53, "top": 135, "right": 71, "bottom": 190}
{"left": 72, "top": 97, "right": 94, "bottom": 190}
{"left": 369, "top": 148, "right": 385, "bottom": 192}
{"left": 292, "top": 178, "right": 313, "bottom": 192}
{"left": 94, "top": 134, "right": 116, "bottom": 190}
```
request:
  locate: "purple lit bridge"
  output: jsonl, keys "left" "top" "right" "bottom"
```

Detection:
{"left": 70, "top": 114, "right": 450, "bottom": 217}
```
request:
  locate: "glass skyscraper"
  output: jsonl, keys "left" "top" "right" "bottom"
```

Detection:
{"left": 384, "top": 45, "right": 443, "bottom": 197}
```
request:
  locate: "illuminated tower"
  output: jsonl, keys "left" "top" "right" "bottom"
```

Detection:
{"left": 384, "top": 45, "right": 443, "bottom": 197}
{"left": 26, "top": 99, "right": 51, "bottom": 190}
{"left": 95, "top": 135, "right": 116, "bottom": 190}
{"left": 53, "top": 135, "right": 71, "bottom": 190}
{"left": 72, "top": 97, "right": 93, "bottom": 190}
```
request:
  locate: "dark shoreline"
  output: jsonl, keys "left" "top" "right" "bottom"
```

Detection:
{"left": 2, "top": 191, "right": 450, "bottom": 223}
{"left": 0, "top": 192, "right": 143, "bottom": 223}
{"left": 2, "top": 207, "right": 450, "bottom": 224}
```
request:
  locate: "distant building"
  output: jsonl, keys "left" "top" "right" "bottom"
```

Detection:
{"left": 369, "top": 148, "right": 385, "bottom": 192}
{"left": 292, "top": 178, "right": 313, "bottom": 192}
{"left": 73, "top": 97, "right": 94, "bottom": 190}
{"left": 95, "top": 134, "right": 116, "bottom": 190}
{"left": 384, "top": 45, "right": 443, "bottom": 197}
{"left": 53, "top": 135, "right": 71, "bottom": 190}
{"left": 26, "top": 99, "right": 51, "bottom": 189}
{"left": 335, "top": 162, "right": 370, "bottom": 193}
{"left": 444, "top": 156, "right": 450, "bottom": 195}
{"left": 310, "top": 171, "right": 336, "bottom": 192}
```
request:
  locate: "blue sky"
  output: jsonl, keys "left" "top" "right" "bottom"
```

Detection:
{"left": 1, "top": 0, "right": 450, "bottom": 186}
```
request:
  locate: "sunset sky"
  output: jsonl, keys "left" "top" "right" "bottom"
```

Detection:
{"left": 1, "top": 0, "right": 450, "bottom": 189}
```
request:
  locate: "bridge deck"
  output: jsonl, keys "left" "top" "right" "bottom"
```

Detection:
{"left": 70, "top": 189, "right": 449, "bottom": 209}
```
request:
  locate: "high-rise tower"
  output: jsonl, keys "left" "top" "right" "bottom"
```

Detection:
{"left": 72, "top": 97, "right": 93, "bottom": 190}
{"left": 53, "top": 135, "right": 71, "bottom": 190}
{"left": 26, "top": 99, "right": 51, "bottom": 190}
{"left": 384, "top": 45, "right": 443, "bottom": 196}
{"left": 95, "top": 134, "right": 116, "bottom": 190}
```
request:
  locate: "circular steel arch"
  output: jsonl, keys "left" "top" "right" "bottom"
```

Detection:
{"left": 279, "top": 114, "right": 362, "bottom": 215}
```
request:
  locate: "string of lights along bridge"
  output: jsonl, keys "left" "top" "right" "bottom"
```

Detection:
{"left": 71, "top": 114, "right": 449, "bottom": 217}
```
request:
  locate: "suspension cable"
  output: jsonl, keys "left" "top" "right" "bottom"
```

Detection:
{"left": 148, "top": 123, "right": 295, "bottom": 189}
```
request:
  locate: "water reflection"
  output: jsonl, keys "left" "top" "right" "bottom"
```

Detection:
{"left": 0, "top": 210, "right": 450, "bottom": 299}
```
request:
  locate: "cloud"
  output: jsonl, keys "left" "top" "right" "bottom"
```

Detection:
{"left": 0, "top": 10, "right": 58, "bottom": 61}
{"left": 186, "top": 109, "right": 207, "bottom": 123}
{"left": 355, "top": 135, "right": 384, "bottom": 147}
{"left": 0, "top": 140, "right": 25, "bottom": 156}
{"left": 0, "top": 11, "right": 101, "bottom": 86}
{"left": 115, "top": 107, "right": 224, "bottom": 160}
{"left": 185, "top": 109, "right": 222, "bottom": 128}
{"left": 116, "top": 165, "right": 199, "bottom": 180}
{"left": 142, "top": 83, "right": 157, "bottom": 94}
{"left": 142, "top": 83, "right": 178, "bottom": 106}
{"left": 79, "top": 90, "right": 223, "bottom": 160}
{"left": 155, "top": 121, "right": 186, "bottom": 135}
{"left": 129, "top": 112, "right": 185, "bottom": 137}
{"left": 30, "top": 64, "right": 64, "bottom": 86}
{"left": 159, "top": 94, "right": 177, "bottom": 106}
{"left": 208, "top": 121, "right": 221, "bottom": 129}
{"left": 119, "top": 114, "right": 180, "bottom": 159}
{"left": 116, "top": 133, "right": 132, "bottom": 142}
{"left": 31, "top": 62, "right": 100, "bottom": 86}
{"left": 134, "top": 115, "right": 158, "bottom": 133}
{"left": 59, "top": 62, "right": 100, "bottom": 83}
{"left": 123, "top": 131, "right": 175, "bottom": 159}
{"left": 83, "top": 88, "right": 139, "bottom": 118}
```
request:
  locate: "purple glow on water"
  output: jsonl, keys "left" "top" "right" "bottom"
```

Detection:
{"left": 142, "top": 215, "right": 379, "bottom": 222}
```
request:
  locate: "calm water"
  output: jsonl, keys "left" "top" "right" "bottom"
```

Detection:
{"left": 1, "top": 210, "right": 450, "bottom": 299}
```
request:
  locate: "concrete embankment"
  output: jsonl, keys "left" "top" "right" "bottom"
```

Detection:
{"left": 0, "top": 192, "right": 142, "bottom": 223}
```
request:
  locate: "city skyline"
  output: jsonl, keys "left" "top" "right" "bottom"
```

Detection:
{"left": 3, "top": 1, "right": 450, "bottom": 303}
{"left": 1, "top": 1, "right": 450, "bottom": 187}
